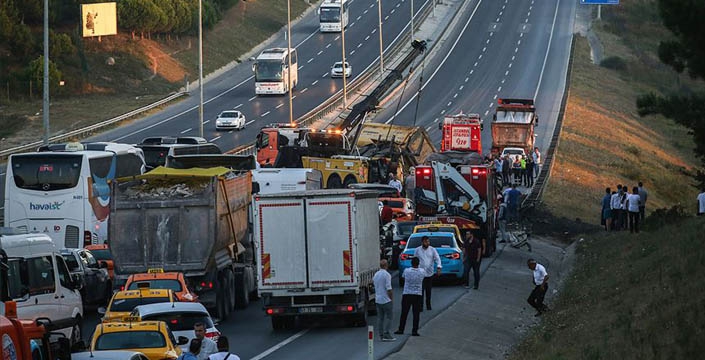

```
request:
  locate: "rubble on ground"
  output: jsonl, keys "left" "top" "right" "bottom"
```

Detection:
{"left": 121, "top": 181, "right": 210, "bottom": 199}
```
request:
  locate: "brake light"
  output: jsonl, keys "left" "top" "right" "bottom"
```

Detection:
{"left": 120, "top": 285, "right": 125, "bottom": 291}
{"left": 423, "top": 169, "right": 431, "bottom": 175}
{"left": 400, "top": 254, "right": 409, "bottom": 260}
{"left": 472, "top": 168, "right": 479, "bottom": 175}
{"left": 170, "top": 319, "right": 178, "bottom": 325}
{"left": 205, "top": 330, "right": 220, "bottom": 339}
{"left": 199, "top": 281, "right": 214, "bottom": 289}
{"left": 335, "top": 305, "right": 354, "bottom": 312}
{"left": 445, "top": 253, "right": 461, "bottom": 260}
{"left": 266, "top": 308, "right": 284, "bottom": 315}
{"left": 399, "top": 240, "right": 406, "bottom": 246}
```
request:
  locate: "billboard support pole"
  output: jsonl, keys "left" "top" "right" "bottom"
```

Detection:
{"left": 42, "top": 0, "right": 49, "bottom": 145}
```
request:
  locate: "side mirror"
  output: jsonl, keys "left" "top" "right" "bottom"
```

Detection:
{"left": 177, "top": 336, "right": 189, "bottom": 345}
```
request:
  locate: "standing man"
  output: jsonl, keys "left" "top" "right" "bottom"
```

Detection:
{"left": 525, "top": 157, "right": 534, "bottom": 187}
{"left": 626, "top": 186, "right": 641, "bottom": 233}
{"left": 532, "top": 147, "right": 541, "bottom": 179}
{"left": 526, "top": 259, "right": 549, "bottom": 316}
{"left": 507, "top": 184, "right": 522, "bottom": 223}
{"left": 373, "top": 259, "right": 395, "bottom": 341}
{"left": 610, "top": 185, "right": 623, "bottom": 231}
{"left": 388, "top": 173, "right": 402, "bottom": 195}
{"left": 497, "top": 199, "right": 509, "bottom": 243}
{"left": 413, "top": 236, "right": 442, "bottom": 311}
{"left": 394, "top": 257, "right": 424, "bottom": 336}
{"left": 698, "top": 187, "right": 705, "bottom": 216}
{"left": 404, "top": 167, "right": 416, "bottom": 199}
{"left": 207, "top": 336, "right": 240, "bottom": 360}
{"left": 462, "top": 232, "right": 482, "bottom": 289}
{"left": 502, "top": 155, "right": 511, "bottom": 186}
{"left": 601, "top": 187, "right": 612, "bottom": 231}
{"left": 494, "top": 156, "right": 503, "bottom": 186}
{"left": 194, "top": 322, "right": 217, "bottom": 360}
{"left": 177, "top": 339, "right": 202, "bottom": 360}
{"left": 638, "top": 182, "right": 648, "bottom": 221}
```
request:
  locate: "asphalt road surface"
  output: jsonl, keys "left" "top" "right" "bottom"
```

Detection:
{"left": 74, "top": 0, "right": 577, "bottom": 358}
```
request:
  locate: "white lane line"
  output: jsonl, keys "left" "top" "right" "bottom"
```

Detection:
{"left": 465, "top": 76, "right": 470, "bottom": 81}
{"left": 335, "top": 35, "right": 340, "bottom": 40}
{"left": 249, "top": 96, "right": 257, "bottom": 101}
{"left": 312, "top": 80, "right": 319, "bottom": 86}
{"left": 365, "top": 35, "right": 370, "bottom": 41}
{"left": 515, "top": 47, "right": 519, "bottom": 53}
{"left": 499, "top": 11, "right": 503, "bottom": 16}
{"left": 486, "top": 39, "right": 490, "bottom": 44}
{"left": 292, "top": 95, "right": 297, "bottom": 99}
{"left": 250, "top": 329, "right": 310, "bottom": 360}
{"left": 299, "top": 65, "right": 305, "bottom": 70}
{"left": 509, "top": 63, "right": 513, "bottom": 68}
{"left": 498, "top": 86, "right": 502, "bottom": 92}
{"left": 396, "top": 3, "right": 401, "bottom": 7}
{"left": 385, "top": 15, "right": 389, "bottom": 20}
{"left": 234, "top": 104, "right": 243, "bottom": 109}
{"left": 505, "top": 70, "right": 510, "bottom": 76}
{"left": 210, "top": 136, "right": 221, "bottom": 142}
{"left": 301, "top": 88, "right": 309, "bottom": 93}
{"left": 485, "top": 110, "right": 490, "bottom": 116}
{"left": 307, "top": 58, "right": 314, "bottom": 63}
{"left": 370, "top": 3, "right": 374, "bottom": 8}
{"left": 261, "top": 111, "right": 271, "bottom": 117}
{"left": 317, "top": 50, "right": 323, "bottom": 55}
{"left": 276, "top": 103, "right": 284, "bottom": 109}
{"left": 489, "top": 102, "right": 494, "bottom": 107}
{"left": 478, "top": 54, "right": 483, "bottom": 59}
{"left": 364, "top": 9, "right": 369, "bottom": 14}
{"left": 441, "top": 109, "right": 446, "bottom": 114}
{"left": 525, "top": 18, "right": 529, "bottom": 23}
{"left": 326, "top": 43, "right": 332, "bottom": 48}
{"left": 357, "top": 15, "right": 362, "bottom": 21}
{"left": 496, "top": 17, "right": 500, "bottom": 22}
{"left": 385, "top": 0, "right": 486, "bottom": 123}
{"left": 501, "top": 79, "right": 506, "bottom": 84}
{"left": 528, "top": 11, "right": 531, "bottom": 16}
{"left": 447, "top": 101, "right": 452, "bottom": 106}
{"left": 453, "top": 93, "right": 458, "bottom": 98}
{"left": 180, "top": 128, "right": 192, "bottom": 134}
{"left": 426, "top": 125, "right": 433, "bottom": 131}
{"left": 482, "top": 47, "right": 486, "bottom": 52}
{"left": 489, "top": 31, "right": 493, "bottom": 37}
{"left": 502, "top": 4, "right": 505, "bottom": 9}
{"left": 350, "top": 22, "right": 355, "bottom": 27}
{"left": 534, "top": 0, "right": 560, "bottom": 100}
{"left": 245, "top": 119, "right": 256, "bottom": 125}
{"left": 357, "top": 43, "right": 363, "bottom": 48}
{"left": 391, "top": 8, "right": 395, "bottom": 14}
{"left": 517, "top": 39, "right": 521, "bottom": 45}
{"left": 351, "top": 50, "right": 356, "bottom": 55}
{"left": 322, "top": 72, "right": 329, "bottom": 77}
{"left": 474, "top": 61, "right": 478, "bottom": 67}
{"left": 372, "top": 28, "right": 377, "bottom": 34}
{"left": 204, "top": 120, "right": 210, "bottom": 124}
{"left": 459, "top": 85, "right": 464, "bottom": 90}
{"left": 512, "top": 55, "right": 515, "bottom": 61}
{"left": 469, "top": 70, "right": 474, "bottom": 75}
{"left": 520, "top": 32, "right": 524, "bottom": 38}
{"left": 493, "top": 94, "right": 498, "bottom": 99}
{"left": 434, "top": 118, "right": 439, "bottom": 122}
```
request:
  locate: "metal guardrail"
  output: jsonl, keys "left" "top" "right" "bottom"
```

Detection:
{"left": 522, "top": 35, "right": 576, "bottom": 208}
{"left": 0, "top": 92, "right": 186, "bottom": 159}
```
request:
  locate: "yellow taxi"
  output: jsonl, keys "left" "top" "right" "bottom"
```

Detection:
{"left": 124, "top": 268, "right": 198, "bottom": 303}
{"left": 413, "top": 223, "right": 464, "bottom": 245}
{"left": 90, "top": 319, "right": 187, "bottom": 360}
{"left": 100, "top": 284, "right": 175, "bottom": 322}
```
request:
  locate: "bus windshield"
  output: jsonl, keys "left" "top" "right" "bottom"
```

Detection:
{"left": 320, "top": 7, "right": 341, "bottom": 22}
{"left": 255, "top": 60, "right": 284, "bottom": 82}
{"left": 11, "top": 154, "right": 82, "bottom": 191}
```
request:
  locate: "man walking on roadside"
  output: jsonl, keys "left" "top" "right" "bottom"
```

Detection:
{"left": 697, "top": 188, "right": 705, "bottom": 216}
{"left": 388, "top": 173, "right": 402, "bottom": 195}
{"left": 638, "top": 182, "right": 648, "bottom": 222}
{"left": 373, "top": 259, "right": 395, "bottom": 342}
{"left": 532, "top": 147, "right": 541, "bottom": 179}
{"left": 497, "top": 199, "right": 509, "bottom": 243}
{"left": 462, "top": 232, "right": 482, "bottom": 289}
{"left": 413, "top": 236, "right": 442, "bottom": 311}
{"left": 526, "top": 259, "right": 549, "bottom": 316}
{"left": 395, "top": 257, "right": 424, "bottom": 336}
{"left": 507, "top": 184, "right": 522, "bottom": 223}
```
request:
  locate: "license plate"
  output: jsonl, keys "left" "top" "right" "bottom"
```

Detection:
{"left": 299, "top": 307, "right": 323, "bottom": 313}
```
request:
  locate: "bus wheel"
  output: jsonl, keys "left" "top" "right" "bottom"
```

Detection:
{"left": 326, "top": 174, "right": 343, "bottom": 189}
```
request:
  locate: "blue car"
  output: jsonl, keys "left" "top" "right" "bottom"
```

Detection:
{"left": 398, "top": 232, "right": 464, "bottom": 285}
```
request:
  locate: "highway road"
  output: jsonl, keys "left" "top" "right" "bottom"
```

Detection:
{"left": 74, "top": 0, "right": 578, "bottom": 359}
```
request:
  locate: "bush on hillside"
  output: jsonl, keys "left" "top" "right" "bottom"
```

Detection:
{"left": 601, "top": 56, "right": 628, "bottom": 71}
{"left": 642, "top": 205, "right": 690, "bottom": 231}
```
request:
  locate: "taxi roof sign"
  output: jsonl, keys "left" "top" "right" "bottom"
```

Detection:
{"left": 122, "top": 316, "right": 140, "bottom": 323}
{"left": 147, "top": 268, "right": 164, "bottom": 273}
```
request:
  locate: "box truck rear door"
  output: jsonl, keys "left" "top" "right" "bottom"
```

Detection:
{"left": 305, "top": 197, "right": 355, "bottom": 287}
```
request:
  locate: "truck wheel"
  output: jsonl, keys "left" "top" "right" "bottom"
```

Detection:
{"left": 70, "top": 316, "right": 83, "bottom": 346}
{"left": 326, "top": 174, "right": 343, "bottom": 189}
{"left": 349, "top": 290, "right": 368, "bottom": 327}
{"left": 234, "top": 271, "right": 249, "bottom": 309}
{"left": 343, "top": 175, "right": 357, "bottom": 188}
{"left": 225, "top": 270, "right": 236, "bottom": 311}
{"left": 271, "top": 316, "right": 284, "bottom": 330}
{"left": 216, "top": 280, "right": 229, "bottom": 321}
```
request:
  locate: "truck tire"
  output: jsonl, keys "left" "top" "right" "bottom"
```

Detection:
{"left": 216, "top": 278, "right": 230, "bottom": 321}
{"left": 225, "top": 270, "right": 236, "bottom": 311}
{"left": 234, "top": 271, "right": 249, "bottom": 309}
{"left": 343, "top": 175, "right": 357, "bottom": 188}
{"left": 271, "top": 316, "right": 284, "bottom": 330}
{"left": 349, "top": 289, "right": 368, "bottom": 327}
{"left": 326, "top": 174, "right": 343, "bottom": 189}
{"left": 70, "top": 316, "right": 83, "bottom": 346}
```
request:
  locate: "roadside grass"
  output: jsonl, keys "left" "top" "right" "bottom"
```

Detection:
{"left": 509, "top": 216, "right": 705, "bottom": 359}
{"left": 0, "top": 0, "right": 312, "bottom": 151}
{"left": 541, "top": 0, "right": 703, "bottom": 225}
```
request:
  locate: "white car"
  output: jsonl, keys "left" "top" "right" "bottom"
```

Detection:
{"left": 130, "top": 302, "right": 220, "bottom": 351}
{"left": 215, "top": 110, "right": 246, "bottom": 130}
{"left": 331, "top": 61, "right": 352, "bottom": 78}
{"left": 501, "top": 147, "right": 526, "bottom": 163}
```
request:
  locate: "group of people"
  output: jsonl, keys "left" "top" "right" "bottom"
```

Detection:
{"left": 177, "top": 323, "right": 240, "bottom": 360}
{"left": 601, "top": 182, "right": 648, "bottom": 233}
{"left": 373, "top": 234, "right": 550, "bottom": 340}
{"left": 493, "top": 147, "right": 542, "bottom": 188}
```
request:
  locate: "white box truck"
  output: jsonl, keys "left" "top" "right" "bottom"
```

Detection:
{"left": 253, "top": 189, "right": 380, "bottom": 329}
{"left": 252, "top": 168, "right": 322, "bottom": 194}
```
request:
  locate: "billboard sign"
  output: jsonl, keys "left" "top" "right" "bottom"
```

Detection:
{"left": 81, "top": 2, "right": 117, "bottom": 37}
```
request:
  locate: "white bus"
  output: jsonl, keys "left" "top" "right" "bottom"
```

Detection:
{"left": 3, "top": 142, "right": 146, "bottom": 248}
{"left": 319, "top": 0, "right": 349, "bottom": 32}
{"left": 253, "top": 48, "right": 298, "bottom": 95}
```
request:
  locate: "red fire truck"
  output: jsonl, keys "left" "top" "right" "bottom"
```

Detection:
{"left": 439, "top": 113, "right": 483, "bottom": 153}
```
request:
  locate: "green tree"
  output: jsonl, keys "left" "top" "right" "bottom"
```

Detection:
{"left": 153, "top": 0, "right": 175, "bottom": 35}
{"left": 172, "top": 0, "right": 193, "bottom": 35}
{"left": 50, "top": 31, "right": 76, "bottom": 59}
{"left": 26, "top": 56, "right": 62, "bottom": 92}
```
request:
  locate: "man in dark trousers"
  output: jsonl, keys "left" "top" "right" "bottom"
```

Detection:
{"left": 462, "top": 231, "right": 482, "bottom": 289}
{"left": 502, "top": 155, "right": 511, "bottom": 186}
{"left": 413, "top": 236, "right": 442, "bottom": 311}
{"left": 394, "top": 257, "right": 425, "bottom": 336}
{"left": 526, "top": 259, "right": 549, "bottom": 316}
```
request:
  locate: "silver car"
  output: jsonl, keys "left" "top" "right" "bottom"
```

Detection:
{"left": 215, "top": 110, "right": 246, "bottom": 130}
{"left": 130, "top": 302, "right": 220, "bottom": 351}
{"left": 331, "top": 61, "right": 352, "bottom": 78}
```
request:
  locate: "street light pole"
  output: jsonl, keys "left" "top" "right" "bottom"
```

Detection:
{"left": 42, "top": 0, "right": 49, "bottom": 144}
{"left": 287, "top": 0, "right": 294, "bottom": 124}
{"left": 410, "top": 0, "right": 414, "bottom": 42}
{"left": 198, "top": 0, "right": 204, "bottom": 137}
{"left": 377, "top": 0, "right": 384, "bottom": 80}
{"left": 341, "top": 14, "right": 348, "bottom": 108}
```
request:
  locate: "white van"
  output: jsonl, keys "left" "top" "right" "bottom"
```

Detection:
{"left": 252, "top": 168, "right": 323, "bottom": 194}
{"left": 0, "top": 231, "right": 84, "bottom": 345}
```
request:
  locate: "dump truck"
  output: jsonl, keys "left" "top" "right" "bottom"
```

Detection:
{"left": 253, "top": 190, "right": 380, "bottom": 329}
{"left": 108, "top": 167, "right": 257, "bottom": 320}
{"left": 490, "top": 98, "right": 538, "bottom": 156}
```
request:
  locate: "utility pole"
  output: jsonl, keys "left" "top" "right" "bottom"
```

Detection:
{"left": 42, "top": 0, "right": 49, "bottom": 145}
{"left": 377, "top": 0, "right": 384, "bottom": 79}
{"left": 341, "top": 14, "right": 348, "bottom": 107}
{"left": 287, "top": 0, "right": 294, "bottom": 124}
{"left": 198, "top": 0, "right": 204, "bottom": 137}
{"left": 410, "top": 0, "right": 414, "bottom": 42}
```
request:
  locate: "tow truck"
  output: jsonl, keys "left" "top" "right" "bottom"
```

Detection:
{"left": 414, "top": 161, "right": 498, "bottom": 255}
{"left": 439, "top": 113, "right": 483, "bottom": 153}
{"left": 255, "top": 123, "right": 312, "bottom": 167}
{"left": 1, "top": 248, "right": 71, "bottom": 360}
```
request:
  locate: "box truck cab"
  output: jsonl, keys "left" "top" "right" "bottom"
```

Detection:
{"left": 0, "top": 231, "right": 84, "bottom": 345}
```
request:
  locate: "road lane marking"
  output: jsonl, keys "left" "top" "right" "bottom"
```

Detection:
{"left": 512, "top": 55, "right": 515, "bottom": 61}
{"left": 317, "top": 50, "right": 323, "bottom": 55}
{"left": 485, "top": 110, "right": 490, "bottom": 116}
{"left": 299, "top": 65, "right": 305, "bottom": 70}
{"left": 181, "top": 128, "right": 192, "bottom": 134}
{"left": 364, "top": 9, "right": 369, "bottom": 14}
{"left": 335, "top": 35, "right": 340, "bottom": 40}
{"left": 204, "top": 120, "right": 210, "bottom": 124}
{"left": 509, "top": 62, "right": 513, "bottom": 68}
{"left": 385, "top": 15, "right": 389, "bottom": 20}
{"left": 441, "top": 109, "right": 446, "bottom": 114}
{"left": 465, "top": 76, "right": 470, "bottom": 81}
{"left": 517, "top": 39, "right": 521, "bottom": 45}
{"left": 447, "top": 101, "right": 452, "bottom": 106}
{"left": 234, "top": 104, "right": 243, "bottom": 109}
{"left": 301, "top": 88, "right": 308, "bottom": 93}
{"left": 493, "top": 94, "right": 498, "bottom": 99}
{"left": 534, "top": 0, "right": 560, "bottom": 100}
{"left": 357, "top": 43, "right": 362, "bottom": 48}
{"left": 496, "top": 17, "right": 499, "bottom": 22}
{"left": 245, "top": 119, "right": 256, "bottom": 125}
{"left": 474, "top": 61, "right": 478, "bottom": 67}
{"left": 372, "top": 28, "right": 377, "bottom": 34}
{"left": 312, "top": 80, "right": 319, "bottom": 86}
{"left": 469, "top": 70, "right": 474, "bottom": 75}
{"left": 250, "top": 329, "right": 310, "bottom": 360}
{"left": 261, "top": 111, "right": 271, "bottom": 117}
{"left": 459, "top": 85, "right": 464, "bottom": 90}
{"left": 453, "top": 93, "right": 458, "bottom": 98}
{"left": 486, "top": 39, "right": 490, "bottom": 44}
{"left": 210, "top": 136, "right": 221, "bottom": 142}
{"left": 426, "top": 125, "right": 433, "bottom": 131}
{"left": 482, "top": 46, "right": 486, "bottom": 52}
{"left": 478, "top": 54, "right": 483, "bottom": 59}
{"left": 501, "top": 79, "right": 506, "bottom": 84}
{"left": 350, "top": 22, "right": 355, "bottom": 27}
{"left": 326, "top": 43, "right": 332, "bottom": 48}
{"left": 434, "top": 118, "right": 439, "bottom": 122}
{"left": 391, "top": 8, "right": 395, "bottom": 14}
{"left": 505, "top": 70, "right": 509, "bottom": 76}
{"left": 520, "top": 32, "right": 524, "bottom": 37}
{"left": 365, "top": 35, "right": 370, "bottom": 41}
{"left": 307, "top": 58, "right": 314, "bottom": 63}
{"left": 276, "top": 103, "right": 284, "bottom": 109}
{"left": 292, "top": 95, "right": 297, "bottom": 99}
{"left": 489, "top": 102, "right": 494, "bottom": 107}
{"left": 357, "top": 15, "right": 362, "bottom": 21}
{"left": 249, "top": 96, "right": 257, "bottom": 101}
{"left": 322, "top": 72, "right": 329, "bottom": 77}
{"left": 351, "top": 50, "right": 356, "bottom": 55}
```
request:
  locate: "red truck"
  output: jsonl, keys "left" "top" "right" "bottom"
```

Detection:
{"left": 490, "top": 98, "right": 538, "bottom": 157}
{"left": 439, "top": 113, "right": 483, "bottom": 153}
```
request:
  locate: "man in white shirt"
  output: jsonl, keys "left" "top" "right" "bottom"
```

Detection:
{"left": 388, "top": 173, "right": 402, "bottom": 195}
{"left": 526, "top": 259, "right": 549, "bottom": 316}
{"left": 373, "top": 259, "right": 395, "bottom": 341}
{"left": 194, "top": 322, "right": 217, "bottom": 360}
{"left": 413, "top": 236, "right": 442, "bottom": 311}
{"left": 394, "top": 257, "right": 424, "bottom": 336}
{"left": 207, "top": 336, "right": 240, "bottom": 360}
{"left": 610, "top": 185, "right": 623, "bottom": 231}
{"left": 697, "top": 188, "right": 705, "bottom": 216}
{"left": 532, "top": 147, "right": 541, "bottom": 178}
